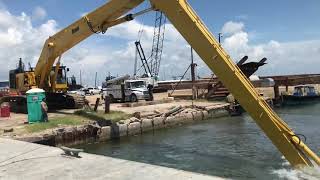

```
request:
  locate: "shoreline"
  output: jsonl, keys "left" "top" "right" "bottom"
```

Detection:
{"left": 13, "top": 102, "right": 230, "bottom": 147}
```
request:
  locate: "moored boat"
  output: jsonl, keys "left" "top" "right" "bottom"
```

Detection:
{"left": 281, "top": 85, "right": 320, "bottom": 105}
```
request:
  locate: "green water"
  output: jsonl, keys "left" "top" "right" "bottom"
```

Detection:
{"left": 77, "top": 104, "right": 320, "bottom": 179}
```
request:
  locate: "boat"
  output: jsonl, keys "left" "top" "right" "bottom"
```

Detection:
{"left": 281, "top": 85, "right": 320, "bottom": 105}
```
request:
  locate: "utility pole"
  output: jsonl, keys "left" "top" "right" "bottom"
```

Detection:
{"left": 190, "top": 46, "right": 197, "bottom": 103}
{"left": 218, "top": 33, "right": 223, "bottom": 44}
{"left": 80, "top": 70, "right": 82, "bottom": 85}
{"left": 134, "top": 47, "right": 138, "bottom": 76}
{"left": 95, "top": 72, "right": 97, "bottom": 88}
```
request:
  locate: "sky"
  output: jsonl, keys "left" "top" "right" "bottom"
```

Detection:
{"left": 0, "top": 0, "right": 319, "bottom": 85}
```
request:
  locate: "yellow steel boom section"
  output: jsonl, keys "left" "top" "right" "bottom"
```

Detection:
{"left": 34, "top": 0, "right": 319, "bottom": 167}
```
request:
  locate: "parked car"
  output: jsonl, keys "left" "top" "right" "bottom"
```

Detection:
{"left": 87, "top": 87, "right": 101, "bottom": 95}
{"left": 68, "top": 90, "right": 85, "bottom": 96}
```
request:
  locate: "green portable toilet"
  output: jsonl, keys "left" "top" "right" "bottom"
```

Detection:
{"left": 26, "top": 88, "right": 46, "bottom": 123}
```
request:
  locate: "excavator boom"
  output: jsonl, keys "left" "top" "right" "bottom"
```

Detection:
{"left": 33, "top": 0, "right": 319, "bottom": 168}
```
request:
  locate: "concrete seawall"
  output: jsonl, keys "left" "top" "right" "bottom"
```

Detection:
{"left": 104, "top": 104, "right": 229, "bottom": 140}
{"left": 17, "top": 104, "right": 230, "bottom": 147}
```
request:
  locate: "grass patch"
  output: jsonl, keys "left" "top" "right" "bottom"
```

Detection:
{"left": 74, "top": 110, "right": 131, "bottom": 123}
{"left": 24, "top": 110, "right": 131, "bottom": 134}
{"left": 25, "top": 116, "right": 86, "bottom": 133}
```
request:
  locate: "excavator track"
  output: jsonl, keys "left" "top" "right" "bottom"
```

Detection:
{"left": 0, "top": 95, "right": 27, "bottom": 113}
{"left": 0, "top": 93, "right": 85, "bottom": 113}
{"left": 66, "top": 93, "right": 85, "bottom": 109}
{"left": 46, "top": 92, "right": 85, "bottom": 110}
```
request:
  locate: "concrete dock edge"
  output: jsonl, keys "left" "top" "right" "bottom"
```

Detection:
{"left": 0, "top": 138, "right": 225, "bottom": 180}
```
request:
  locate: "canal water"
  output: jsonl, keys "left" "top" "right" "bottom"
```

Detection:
{"left": 77, "top": 104, "right": 320, "bottom": 179}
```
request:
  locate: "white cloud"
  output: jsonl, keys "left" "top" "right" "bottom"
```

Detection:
{"left": 32, "top": 6, "right": 47, "bottom": 21}
{"left": 221, "top": 21, "right": 244, "bottom": 35}
{"left": 223, "top": 31, "right": 249, "bottom": 55}
{"left": 221, "top": 21, "right": 320, "bottom": 75}
{"left": 0, "top": 8, "right": 58, "bottom": 80}
{"left": 106, "top": 20, "right": 154, "bottom": 41}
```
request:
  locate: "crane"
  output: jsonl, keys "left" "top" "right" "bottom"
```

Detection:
{"left": 149, "top": 11, "right": 166, "bottom": 77}
{"left": 134, "top": 41, "right": 152, "bottom": 76}
{"left": 134, "top": 10, "right": 166, "bottom": 79}
{"left": 7, "top": 0, "right": 319, "bottom": 168}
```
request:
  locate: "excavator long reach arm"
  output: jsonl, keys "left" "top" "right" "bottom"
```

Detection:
{"left": 34, "top": 0, "right": 319, "bottom": 168}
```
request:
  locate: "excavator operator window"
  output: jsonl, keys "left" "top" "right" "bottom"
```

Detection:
{"left": 56, "top": 68, "right": 67, "bottom": 84}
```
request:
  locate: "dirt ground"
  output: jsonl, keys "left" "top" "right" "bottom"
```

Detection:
{"left": 86, "top": 93, "right": 225, "bottom": 115}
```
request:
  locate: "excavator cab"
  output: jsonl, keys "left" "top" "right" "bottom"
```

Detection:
{"left": 51, "top": 66, "right": 68, "bottom": 92}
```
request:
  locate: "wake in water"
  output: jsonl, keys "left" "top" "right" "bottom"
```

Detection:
{"left": 272, "top": 157, "right": 320, "bottom": 180}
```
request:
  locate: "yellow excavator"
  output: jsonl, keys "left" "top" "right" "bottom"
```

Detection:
{"left": 5, "top": 0, "right": 320, "bottom": 168}
{"left": 6, "top": 57, "right": 82, "bottom": 113}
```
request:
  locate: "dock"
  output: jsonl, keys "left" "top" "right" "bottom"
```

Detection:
{"left": 0, "top": 138, "right": 223, "bottom": 180}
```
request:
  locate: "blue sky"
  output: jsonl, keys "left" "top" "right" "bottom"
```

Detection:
{"left": 0, "top": 0, "right": 320, "bottom": 84}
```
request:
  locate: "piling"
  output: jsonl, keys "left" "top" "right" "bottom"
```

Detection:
{"left": 94, "top": 98, "right": 100, "bottom": 112}
{"left": 104, "top": 96, "right": 110, "bottom": 113}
